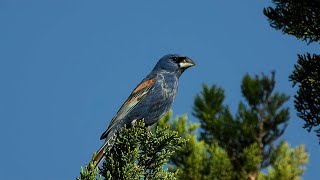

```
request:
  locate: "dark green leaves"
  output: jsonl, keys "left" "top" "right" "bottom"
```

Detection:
{"left": 100, "top": 121, "right": 185, "bottom": 180}
{"left": 264, "top": 0, "right": 320, "bottom": 142}
{"left": 76, "top": 120, "right": 184, "bottom": 180}
{"left": 192, "top": 72, "right": 290, "bottom": 179}
{"left": 290, "top": 53, "right": 320, "bottom": 138}
{"left": 264, "top": 0, "right": 320, "bottom": 44}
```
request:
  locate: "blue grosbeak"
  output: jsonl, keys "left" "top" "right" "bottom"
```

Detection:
{"left": 93, "top": 54, "right": 195, "bottom": 167}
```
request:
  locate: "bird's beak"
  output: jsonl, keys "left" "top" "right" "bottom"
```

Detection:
{"left": 179, "top": 57, "right": 196, "bottom": 69}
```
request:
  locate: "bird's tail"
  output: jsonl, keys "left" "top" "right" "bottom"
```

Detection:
{"left": 93, "top": 130, "right": 118, "bottom": 168}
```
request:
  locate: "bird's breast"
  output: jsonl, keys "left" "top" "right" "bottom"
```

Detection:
{"left": 158, "top": 73, "right": 178, "bottom": 97}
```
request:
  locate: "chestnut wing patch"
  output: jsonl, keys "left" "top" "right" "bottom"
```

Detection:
{"left": 133, "top": 79, "right": 156, "bottom": 93}
{"left": 100, "top": 78, "right": 156, "bottom": 140}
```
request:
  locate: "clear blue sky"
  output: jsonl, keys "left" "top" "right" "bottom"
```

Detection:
{"left": 0, "top": 1, "right": 319, "bottom": 179}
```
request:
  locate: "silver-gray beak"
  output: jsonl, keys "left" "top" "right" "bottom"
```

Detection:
{"left": 180, "top": 57, "right": 195, "bottom": 68}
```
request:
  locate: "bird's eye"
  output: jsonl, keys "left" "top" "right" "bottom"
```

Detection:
{"left": 172, "top": 57, "right": 178, "bottom": 62}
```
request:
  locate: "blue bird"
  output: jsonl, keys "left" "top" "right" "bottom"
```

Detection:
{"left": 93, "top": 54, "right": 195, "bottom": 167}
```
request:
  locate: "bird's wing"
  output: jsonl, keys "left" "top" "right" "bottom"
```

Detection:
{"left": 100, "top": 77, "right": 157, "bottom": 140}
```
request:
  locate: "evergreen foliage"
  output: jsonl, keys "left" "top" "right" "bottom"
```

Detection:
{"left": 77, "top": 120, "right": 185, "bottom": 180}
{"left": 258, "top": 141, "right": 308, "bottom": 180}
{"left": 76, "top": 156, "right": 102, "bottom": 180}
{"left": 263, "top": 0, "right": 320, "bottom": 44}
{"left": 290, "top": 54, "right": 320, "bottom": 138}
{"left": 264, "top": 0, "right": 320, "bottom": 141}
{"left": 156, "top": 111, "right": 234, "bottom": 180}
{"left": 194, "top": 72, "right": 289, "bottom": 179}
{"left": 77, "top": 73, "right": 309, "bottom": 180}
{"left": 157, "top": 72, "right": 308, "bottom": 180}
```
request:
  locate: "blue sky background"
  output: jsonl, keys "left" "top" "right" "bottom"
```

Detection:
{"left": 1, "top": 1, "right": 319, "bottom": 179}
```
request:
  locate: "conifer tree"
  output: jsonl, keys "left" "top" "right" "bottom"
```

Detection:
{"left": 76, "top": 120, "right": 185, "bottom": 180}
{"left": 155, "top": 111, "right": 235, "bottom": 180}
{"left": 77, "top": 72, "right": 309, "bottom": 180}
{"left": 264, "top": 0, "right": 320, "bottom": 140}
{"left": 258, "top": 141, "right": 308, "bottom": 180}
{"left": 194, "top": 72, "right": 289, "bottom": 179}
{"left": 157, "top": 72, "right": 308, "bottom": 180}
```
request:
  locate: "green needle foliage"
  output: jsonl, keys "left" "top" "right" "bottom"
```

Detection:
{"left": 264, "top": 0, "right": 320, "bottom": 44}
{"left": 194, "top": 72, "right": 289, "bottom": 178}
{"left": 156, "top": 72, "right": 308, "bottom": 180}
{"left": 76, "top": 120, "right": 185, "bottom": 180}
{"left": 76, "top": 156, "right": 102, "bottom": 180}
{"left": 77, "top": 72, "right": 308, "bottom": 180}
{"left": 290, "top": 54, "right": 320, "bottom": 138}
{"left": 156, "top": 112, "right": 227, "bottom": 180}
{"left": 264, "top": 0, "right": 320, "bottom": 141}
{"left": 258, "top": 141, "right": 308, "bottom": 180}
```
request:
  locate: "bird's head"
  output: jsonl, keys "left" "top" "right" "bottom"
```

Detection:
{"left": 154, "top": 54, "right": 195, "bottom": 76}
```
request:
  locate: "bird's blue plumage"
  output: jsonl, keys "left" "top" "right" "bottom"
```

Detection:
{"left": 93, "top": 54, "right": 195, "bottom": 167}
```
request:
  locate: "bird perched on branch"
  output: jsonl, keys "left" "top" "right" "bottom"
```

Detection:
{"left": 93, "top": 54, "right": 195, "bottom": 168}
